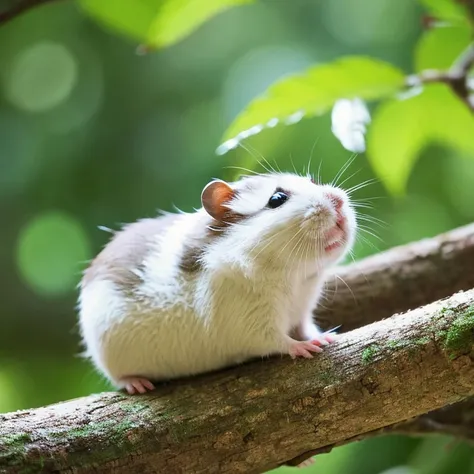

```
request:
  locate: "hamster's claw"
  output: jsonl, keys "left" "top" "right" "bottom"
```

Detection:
{"left": 297, "top": 457, "right": 315, "bottom": 468}
{"left": 121, "top": 377, "right": 155, "bottom": 395}
{"left": 322, "top": 332, "right": 338, "bottom": 344}
{"left": 289, "top": 340, "right": 324, "bottom": 359}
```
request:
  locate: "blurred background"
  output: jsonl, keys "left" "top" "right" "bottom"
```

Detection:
{"left": 1, "top": 0, "right": 474, "bottom": 473}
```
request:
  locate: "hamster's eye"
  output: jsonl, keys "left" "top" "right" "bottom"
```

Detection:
{"left": 267, "top": 191, "right": 288, "bottom": 209}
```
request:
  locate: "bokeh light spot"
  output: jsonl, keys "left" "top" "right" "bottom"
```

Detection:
{"left": 5, "top": 41, "right": 78, "bottom": 113}
{"left": 321, "top": 0, "right": 417, "bottom": 46}
{"left": 16, "top": 211, "right": 91, "bottom": 297}
{"left": 0, "top": 111, "right": 39, "bottom": 196}
{"left": 41, "top": 41, "right": 104, "bottom": 134}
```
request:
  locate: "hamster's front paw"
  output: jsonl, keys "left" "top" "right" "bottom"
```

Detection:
{"left": 120, "top": 377, "right": 155, "bottom": 395}
{"left": 288, "top": 340, "right": 324, "bottom": 359}
{"left": 313, "top": 331, "right": 339, "bottom": 345}
{"left": 322, "top": 331, "right": 338, "bottom": 344}
{"left": 300, "top": 321, "right": 339, "bottom": 345}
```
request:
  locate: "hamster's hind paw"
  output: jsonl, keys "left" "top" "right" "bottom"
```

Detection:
{"left": 120, "top": 377, "right": 155, "bottom": 395}
{"left": 289, "top": 340, "right": 324, "bottom": 359}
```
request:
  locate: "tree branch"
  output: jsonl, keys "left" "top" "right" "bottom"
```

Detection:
{"left": 1, "top": 289, "right": 474, "bottom": 471}
{"left": 0, "top": 0, "right": 60, "bottom": 25}
{"left": 2, "top": 223, "right": 474, "bottom": 473}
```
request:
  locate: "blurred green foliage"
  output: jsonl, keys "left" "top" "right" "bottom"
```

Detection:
{"left": 1, "top": 0, "right": 474, "bottom": 473}
{"left": 79, "top": 0, "right": 255, "bottom": 49}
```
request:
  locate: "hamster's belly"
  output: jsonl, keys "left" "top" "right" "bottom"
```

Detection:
{"left": 100, "top": 305, "right": 265, "bottom": 382}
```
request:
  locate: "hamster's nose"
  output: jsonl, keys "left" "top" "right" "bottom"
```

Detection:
{"left": 324, "top": 192, "right": 344, "bottom": 211}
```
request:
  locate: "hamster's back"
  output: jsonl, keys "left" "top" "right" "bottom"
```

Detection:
{"left": 81, "top": 214, "right": 181, "bottom": 290}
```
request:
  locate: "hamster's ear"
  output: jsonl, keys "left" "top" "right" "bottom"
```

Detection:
{"left": 201, "top": 179, "right": 234, "bottom": 221}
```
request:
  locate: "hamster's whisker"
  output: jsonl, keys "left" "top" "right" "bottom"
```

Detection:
{"left": 319, "top": 280, "right": 335, "bottom": 306}
{"left": 331, "top": 153, "right": 358, "bottom": 187}
{"left": 358, "top": 224, "right": 383, "bottom": 242}
{"left": 303, "top": 240, "right": 310, "bottom": 279}
{"left": 351, "top": 202, "right": 374, "bottom": 210}
{"left": 354, "top": 196, "right": 384, "bottom": 203}
{"left": 272, "top": 159, "right": 282, "bottom": 173}
{"left": 346, "top": 248, "right": 357, "bottom": 264}
{"left": 239, "top": 142, "right": 273, "bottom": 174}
{"left": 283, "top": 227, "right": 307, "bottom": 274}
{"left": 292, "top": 231, "right": 309, "bottom": 274}
{"left": 305, "top": 237, "right": 318, "bottom": 279}
{"left": 314, "top": 293, "right": 332, "bottom": 312}
{"left": 358, "top": 229, "right": 382, "bottom": 245}
{"left": 289, "top": 154, "right": 299, "bottom": 176}
{"left": 239, "top": 142, "right": 278, "bottom": 175}
{"left": 224, "top": 166, "right": 263, "bottom": 177}
{"left": 356, "top": 232, "right": 381, "bottom": 252}
{"left": 332, "top": 156, "right": 356, "bottom": 187}
{"left": 299, "top": 236, "right": 310, "bottom": 279}
{"left": 316, "top": 157, "right": 324, "bottom": 184}
{"left": 337, "top": 168, "right": 362, "bottom": 189}
{"left": 306, "top": 137, "right": 320, "bottom": 177}
{"left": 334, "top": 274, "right": 356, "bottom": 302}
{"left": 277, "top": 225, "right": 307, "bottom": 261}
{"left": 251, "top": 222, "right": 299, "bottom": 262}
{"left": 346, "top": 178, "right": 379, "bottom": 195}
{"left": 355, "top": 213, "right": 388, "bottom": 228}
{"left": 251, "top": 231, "right": 285, "bottom": 261}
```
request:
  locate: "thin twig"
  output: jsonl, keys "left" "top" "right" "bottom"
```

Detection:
{"left": 407, "top": 43, "right": 474, "bottom": 112}
{"left": 0, "top": 0, "right": 61, "bottom": 25}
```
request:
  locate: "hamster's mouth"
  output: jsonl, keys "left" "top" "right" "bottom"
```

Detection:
{"left": 323, "top": 218, "right": 346, "bottom": 253}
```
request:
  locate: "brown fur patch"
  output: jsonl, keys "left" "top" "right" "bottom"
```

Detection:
{"left": 178, "top": 214, "right": 213, "bottom": 272}
{"left": 82, "top": 214, "right": 182, "bottom": 291}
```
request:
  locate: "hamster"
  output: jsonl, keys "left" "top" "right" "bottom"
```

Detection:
{"left": 78, "top": 172, "right": 356, "bottom": 395}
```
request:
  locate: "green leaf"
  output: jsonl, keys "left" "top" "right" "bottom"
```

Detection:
{"left": 147, "top": 0, "right": 254, "bottom": 48}
{"left": 78, "top": 0, "right": 254, "bottom": 48}
{"left": 414, "top": 23, "right": 471, "bottom": 72}
{"left": 367, "top": 84, "right": 474, "bottom": 196}
{"left": 419, "top": 0, "right": 470, "bottom": 24}
{"left": 218, "top": 57, "right": 405, "bottom": 153}
{"left": 78, "top": 0, "right": 158, "bottom": 42}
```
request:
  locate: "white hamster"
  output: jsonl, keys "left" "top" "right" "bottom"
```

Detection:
{"left": 78, "top": 172, "right": 357, "bottom": 395}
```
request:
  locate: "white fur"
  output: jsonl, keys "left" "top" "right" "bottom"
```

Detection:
{"left": 78, "top": 173, "right": 357, "bottom": 387}
{"left": 78, "top": 279, "right": 128, "bottom": 378}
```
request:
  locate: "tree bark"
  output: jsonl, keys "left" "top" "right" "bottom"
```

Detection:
{"left": 288, "top": 398, "right": 474, "bottom": 467}
{"left": 1, "top": 287, "right": 474, "bottom": 473}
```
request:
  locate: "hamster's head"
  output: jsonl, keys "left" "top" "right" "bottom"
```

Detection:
{"left": 201, "top": 172, "right": 356, "bottom": 268}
